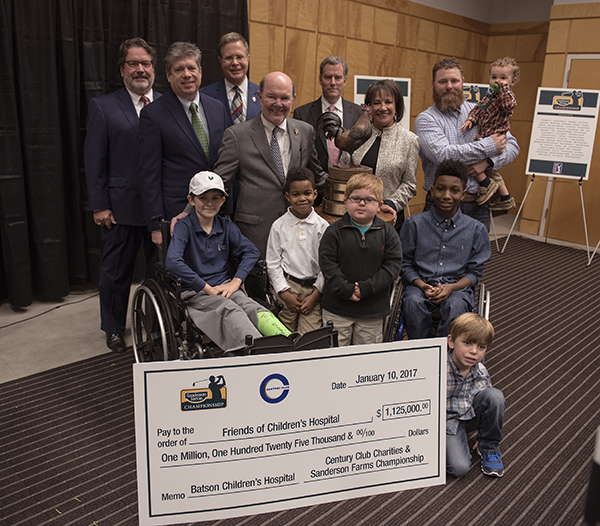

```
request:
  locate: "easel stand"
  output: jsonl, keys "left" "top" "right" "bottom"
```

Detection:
{"left": 501, "top": 174, "right": 593, "bottom": 265}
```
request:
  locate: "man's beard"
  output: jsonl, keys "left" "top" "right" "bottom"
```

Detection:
{"left": 433, "top": 89, "right": 463, "bottom": 112}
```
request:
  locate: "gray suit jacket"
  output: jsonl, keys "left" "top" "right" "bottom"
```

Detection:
{"left": 293, "top": 97, "right": 363, "bottom": 171}
{"left": 214, "top": 114, "right": 327, "bottom": 257}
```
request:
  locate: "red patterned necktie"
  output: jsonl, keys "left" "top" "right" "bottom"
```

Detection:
{"left": 140, "top": 95, "right": 150, "bottom": 106}
{"left": 231, "top": 87, "right": 243, "bottom": 124}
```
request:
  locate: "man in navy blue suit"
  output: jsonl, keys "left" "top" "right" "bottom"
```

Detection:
{"left": 137, "top": 41, "right": 229, "bottom": 248}
{"left": 200, "top": 32, "right": 261, "bottom": 127}
{"left": 84, "top": 37, "right": 160, "bottom": 353}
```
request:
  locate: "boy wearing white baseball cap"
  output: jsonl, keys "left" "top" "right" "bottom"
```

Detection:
{"left": 165, "top": 172, "right": 290, "bottom": 351}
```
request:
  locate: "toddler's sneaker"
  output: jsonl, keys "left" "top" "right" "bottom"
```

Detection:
{"left": 477, "top": 447, "right": 504, "bottom": 477}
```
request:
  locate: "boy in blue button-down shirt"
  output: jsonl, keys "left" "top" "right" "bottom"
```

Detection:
{"left": 400, "top": 159, "right": 491, "bottom": 339}
{"left": 166, "top": 171, "right": 289, "bottom": 352}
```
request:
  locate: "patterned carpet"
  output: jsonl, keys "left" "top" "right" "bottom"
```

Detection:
{"left": 1, "top": 237, "right": 598, "bottom": 526}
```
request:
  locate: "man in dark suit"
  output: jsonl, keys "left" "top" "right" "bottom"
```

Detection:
{"left": 84, "top": 37, "right": 160, "bottom": 353}
{"left": 214, "top": 72, "right": 327, "bottom": 258}
{"left": 138, "top": 41, "right": 229, "bottom": 248}
{"left": 293, "top": 56, "right": 363, "bottom": 171}
{"left": 200, "top": 32, "right": 261, "bottom": 127}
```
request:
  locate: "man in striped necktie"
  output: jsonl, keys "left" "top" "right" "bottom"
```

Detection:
{"left": 200, "top": 32, "right": 261, "bottom": 128}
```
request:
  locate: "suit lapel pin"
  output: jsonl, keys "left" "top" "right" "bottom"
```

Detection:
{"left": 294, "top": 128, "right": 299, "bottom": 136}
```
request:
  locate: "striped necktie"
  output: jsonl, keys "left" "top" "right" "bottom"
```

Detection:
{"left": 231, "top": 86, "right": 244, "bottom": 124}
{"left": 190, "top": 102, "right": 209, "bottom": 156}
{"left": 270, "top": 127, "right": 286, "bottom": 184}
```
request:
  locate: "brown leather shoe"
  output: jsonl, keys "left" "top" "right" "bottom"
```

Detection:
{"left": 106, "top": 333, "right": 126, "bottom": 353}
{"left": 489, "top": 196, "right": 516, "bottom": 211}
{"left": 476, "top": 179, "right": 500, "bottom": 205}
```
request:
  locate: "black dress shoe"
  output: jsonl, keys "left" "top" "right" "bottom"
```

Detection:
{"left": 106, "top": 333, "right": 126, "bottom": 353}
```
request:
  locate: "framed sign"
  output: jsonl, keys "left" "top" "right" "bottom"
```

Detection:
{"left": 526, "top": 88, "right": 600, "bottom": 179}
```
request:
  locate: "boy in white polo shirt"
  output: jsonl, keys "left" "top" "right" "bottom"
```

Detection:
{"left": 266, "top": 167, "right": 330, "bottom": 333}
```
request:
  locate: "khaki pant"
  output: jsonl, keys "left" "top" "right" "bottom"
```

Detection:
{"left": 485, "top": 167, "right": 505, "bottom": 187}
{"left": 276, "top": 278, "right": 323, "bottom": 333}
{"left": 322, "top": 309, "right": 383, "bottom": 347}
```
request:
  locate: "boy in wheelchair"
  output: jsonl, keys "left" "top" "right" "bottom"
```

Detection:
{"left": 165, "top": 171, "right": 291, "bottom": 353}
{"left": 399, "top": 160, "right": 491, "bottom": 339}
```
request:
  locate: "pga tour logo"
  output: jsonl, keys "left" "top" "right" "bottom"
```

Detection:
{"left": 259, "top": 373, "right": 290, "bottom": 404}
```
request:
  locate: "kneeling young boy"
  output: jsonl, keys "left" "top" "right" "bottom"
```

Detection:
{"left": 400, "top": 159, "right": 491, "bottom": 339}
{"left": 266, "top": 167, "right": 330, "bottom": 333}
{"left": 447, "top": 312, "right": 505, "bottom": 477}
{"left": 319, "top": 173, "right": 402, "bottom": 346}
{"left": 165, "top": 171, "right": 289, "bottom": 352}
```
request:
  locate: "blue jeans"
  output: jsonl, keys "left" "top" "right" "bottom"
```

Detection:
{"left": 424, "top": 192, "right": 490, "bottom": 232}
{"left": 446, "top": 388, "right": 505, "bottom": 477}
{"left": 402, "top": 284, "right": 474, "bottom": 339}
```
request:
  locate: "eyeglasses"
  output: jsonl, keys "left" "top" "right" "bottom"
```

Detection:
{"left": 124, "top": 60, "right": 153, "bottom": 69}
{"left": 347, "top": 196, "right": 378, "bottom": 204}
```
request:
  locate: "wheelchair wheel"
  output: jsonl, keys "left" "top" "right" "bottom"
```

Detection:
{"left": 131, "top": 280, "right": 178, "bottom": 362}
{"left": 383, "top": 278, "right": 403, "bottom": 342}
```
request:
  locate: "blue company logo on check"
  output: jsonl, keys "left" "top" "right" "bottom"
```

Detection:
{"left": 259, "top": 373, "right": 290, "bottom": 404}
{"left": 180, "top": 374, "right": 227, "bottom": 411}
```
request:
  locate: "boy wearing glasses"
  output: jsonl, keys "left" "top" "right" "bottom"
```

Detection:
{"left": 166, "top": 171, "right": 290, "bottom": 352}
{"left": 319, "top": 173, "right": 402, "bottom": 346}
{"left": 400, "top": 160, "right": 491, "bottom": 339}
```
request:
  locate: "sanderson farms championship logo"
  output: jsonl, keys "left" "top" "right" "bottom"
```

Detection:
{"left": 553, "top": 90, "right": 583, "bottom": 111}
{"left": 181, "top": 375, "right": 227, "bottom": 411}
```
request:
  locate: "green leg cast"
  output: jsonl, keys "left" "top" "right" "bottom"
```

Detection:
{"left": 257, "top": 311, "right": 291, "bottom": 336}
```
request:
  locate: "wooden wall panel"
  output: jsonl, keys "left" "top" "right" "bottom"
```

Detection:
{"left": 373, "top": 8, "right": 398, "bottom": 45}
{"left": 248, "top": 22, "right": 285, "bottom": 84}
{"left": 347, "top": 2, "right": 374, "bottom": 41}
{"left": 250, "top": 0, "right": 285, "bottom": 25}
{"left": 569, "top": 19, "right": 600, "bottom": 53}
{"left": 397, "top": 14, "right": 420, "bottom": 49}
{"left": 285, "top": 29, "right": 317, "bottom": 107}
{"left": 318, "top": 0, "right": 348, "bottom": 36}
{"left": 286, "top": 0, "right": 319, "bottom": 31}
{"left": 546, "top": 20, "right": 570, "bottom": 53}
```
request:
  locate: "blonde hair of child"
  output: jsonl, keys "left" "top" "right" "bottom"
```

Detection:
{"left": 449, "top": 312, "right": 495, "bottom": 347}
{"left": 344, "top": 172, "right": 383, "bottom": 202}
{"left": 490, "top": 57, "right": 520, "bottom": 84}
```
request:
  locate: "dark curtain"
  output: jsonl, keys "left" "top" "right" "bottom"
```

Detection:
{"left": 0, "top": 0, "right": 248, "bottom": 307}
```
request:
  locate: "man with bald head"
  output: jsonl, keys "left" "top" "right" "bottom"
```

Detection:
{"left": 214, "top": 71, "right": 327, "bottom": 257}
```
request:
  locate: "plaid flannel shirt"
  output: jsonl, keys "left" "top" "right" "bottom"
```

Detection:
{"left": 447, "top": 349, "right": 492, "bottom": 435}
{"left": 466, "top": 84, "right": 517, "bottom": 140}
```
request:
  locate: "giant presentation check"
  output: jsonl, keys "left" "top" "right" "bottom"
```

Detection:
{"left": 134, "top": 339, "right": 447, "bottom": 525}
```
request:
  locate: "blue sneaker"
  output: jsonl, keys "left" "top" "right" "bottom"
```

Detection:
{"left": 477, "top": 447, "right": 504, "bottom": 477}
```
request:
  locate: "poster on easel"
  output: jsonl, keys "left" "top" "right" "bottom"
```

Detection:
{"left": 526, "top": 88, "right": 600, "bottom": 180}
